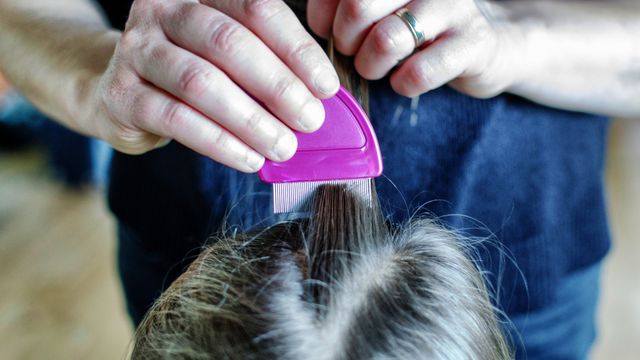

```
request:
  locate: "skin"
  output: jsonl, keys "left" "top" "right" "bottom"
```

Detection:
{"left": 0, "top": 0, "right": 340, "bottom": 172}
{"left": 308, "top": 0, "right": 640, "bottom": 117}
{"left": 0, "top": 0, "right": 639, "bottom": 173}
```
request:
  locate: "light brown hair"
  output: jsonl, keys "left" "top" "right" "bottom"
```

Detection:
{"left": 131, "top": 185, "right": 510, "bottom": 359}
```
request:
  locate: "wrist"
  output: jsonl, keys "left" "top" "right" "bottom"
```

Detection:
{"left": 487, "top": 1, "right": 547, "bottom": 94}
{"left": 480, "top": 1, "right": 532, "bottom": 94}
{"left": 73, "top": 30, "right": 120, "bottom": 138}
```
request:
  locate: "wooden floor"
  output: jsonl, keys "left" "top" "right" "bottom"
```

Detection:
{"left": 0, "top": 120, "right": 639, "bottom": 359}
{"left": 0, "top": 150, "right": 131, "bottom": 359}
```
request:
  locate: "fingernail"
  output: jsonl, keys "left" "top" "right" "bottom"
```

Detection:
{"left": 246, "top": 151, "right": 265, "bottom": 172}
{"left": 315, "top": 66, "right": 340, "bottom": 96}
{"left": 273, "top": 133, "right": 297, "bottom": 161}
{"left": 298, "top": 99, "right": 325, "bottom": 132}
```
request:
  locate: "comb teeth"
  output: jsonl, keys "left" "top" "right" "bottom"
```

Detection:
{"left": 273, "top": 179, "right": 372, "bottom": 214}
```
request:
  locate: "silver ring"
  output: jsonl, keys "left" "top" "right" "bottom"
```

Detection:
{"left": 394, "top": 8, "right": 427, "bottom": 48}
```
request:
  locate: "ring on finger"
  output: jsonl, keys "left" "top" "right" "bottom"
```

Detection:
{"left": 394, "top": 8, "right": 428, "bottom": 48}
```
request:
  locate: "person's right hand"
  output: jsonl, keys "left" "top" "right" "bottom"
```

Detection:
{"left": 90, "top": 0, "right": 340, "bottom": 172}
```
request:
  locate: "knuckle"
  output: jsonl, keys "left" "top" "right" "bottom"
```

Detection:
{"left": 245, "top": 112, "right": 266, "bottom": 134}
{"left": 371, "top": 24, "right": 397, "bottom": 54}
{"left": 128, "top": 0, "right": 168, "bottom": 28}
{"left": 168, "top": 2, "right": 197, "bottom": 29}
{"left": 345, "top": 0, "right": 373, "bottom": 21}
{"left": 137, "top": 35, "right": 157, "bottom": 60}
{"left": 270, "top": 76, "right": 297, "bottom": 103}
{"left": 132, "top": 0, "right": 168, "bottom": 20}
{"left": 178, "top": 62, "right": 214, "bottom": 98}
{"left": 474, "top": 23, "right": 492, "bottom": 40}
{"left": 407, "top": 63, "right": 432, "bottom": 90}
{"left": 149, "top": 0, "right": 171, "bottom": 19}
{"left": 160, "top": 101, "right": 189, "bottom": 133}
{"left": 242, "top": 0, "right": 283, "bottom": 23}
{"left": 131, "top": 92, "right": 155, "bottom": 127}
{"left": 467, "top": 16, "right": 493, "bottom": 42}
{"left": 118, "top": 30, "right": 140, "bottom": 51}
{"left": 103, "top": 82, "right": 121, "bottom": 106}
{"left": 147, "top": 43, "right": 169, "bottom": 63}
{"left": 288, "top": 38, "right": 318, "bottom": 63}
{"left": 431, "top": 55, "right": 448, "bottom": 73}
{"left": 208, "top": 20, "right": 245, "bottom": 55}
{"left": 208, "top": 127, "right": 228, "bottom": 150}
{"left": 102, "top": 76, "right": 129, "bottom": 111}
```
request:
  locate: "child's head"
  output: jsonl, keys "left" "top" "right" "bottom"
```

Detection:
{"left": 131, "top": 185, "right": 510, "bottom": 359}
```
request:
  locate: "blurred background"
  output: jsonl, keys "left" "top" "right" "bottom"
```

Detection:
{"left": 0, "top": 72, "right": 638, "bottom": 359}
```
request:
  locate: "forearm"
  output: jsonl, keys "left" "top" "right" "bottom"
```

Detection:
{"left": 498, "top": 0, "right": 640, "bottom": 118}
{"left": 0, "top": 0, "right": 118, "bottom": 135}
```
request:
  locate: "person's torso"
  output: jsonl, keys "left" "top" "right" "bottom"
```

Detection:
{"left": 100, "top": 0, "right": 611, "bottom": 316}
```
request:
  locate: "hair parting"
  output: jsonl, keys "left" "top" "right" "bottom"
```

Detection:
{"left": 131, "top": 184, "right": 511, "bottom": 359}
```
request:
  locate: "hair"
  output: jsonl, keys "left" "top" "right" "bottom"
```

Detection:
{"left": 130, "top": 185, "right": 510, "bottom": 360}
{"left": 130, "top": 2, "right": 510, "bottom": 358}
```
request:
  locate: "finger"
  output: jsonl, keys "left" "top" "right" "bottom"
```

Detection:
{"left": 390, "top": 36, "right": 469, "bottom": 97}
{"left": 161, "top": 2, "right": 325, "bottom": 133}
{"left": 205, "top": 0, "right": 340, "bottom": 99}
{"left": 332, "top": 0, "right": 411, "bottom": 56}
{"left": 355, "top": 0, "right": 453, "bottom": 80}
{"left": 307, "top": 0, "right": 340, "bottom": 39}
{"left": 131, "top": 39, "right": 298, "bottom": 162}
{"left": 128, "top": 83, "right": 266, "bottom": 173}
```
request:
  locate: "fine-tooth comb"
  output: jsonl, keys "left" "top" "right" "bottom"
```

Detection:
{"left": 259, "top": 86, "right": 383, "bottom": 213}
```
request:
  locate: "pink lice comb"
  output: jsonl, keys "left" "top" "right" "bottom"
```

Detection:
{"left": 259, "top": 87, "right": 383, "bottom": 213}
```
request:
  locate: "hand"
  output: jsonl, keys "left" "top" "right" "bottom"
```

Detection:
{"left": 307, "top": 0, "right": 518, "bottom": 98}
{"left": 91, "top": 0, "right": 340, "bottom": 173}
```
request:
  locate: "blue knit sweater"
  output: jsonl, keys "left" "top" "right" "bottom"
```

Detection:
{"left": 102, "top": 1, "right": 611, "bottom": 316}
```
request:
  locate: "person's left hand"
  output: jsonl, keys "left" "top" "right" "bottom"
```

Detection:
{"left": 307, "top": 0, "right": 520, "bottom": 98}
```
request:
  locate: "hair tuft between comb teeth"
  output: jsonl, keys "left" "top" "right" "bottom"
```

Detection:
{"left": 273, "top": 179, "right": 373, "bottom": 213}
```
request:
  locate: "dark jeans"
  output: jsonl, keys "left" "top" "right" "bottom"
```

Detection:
{"left": 118, "top": 220, "right": 602, "bottom": 360}
{"left": 507, "top": 262, "right": 602, "bottom": 360}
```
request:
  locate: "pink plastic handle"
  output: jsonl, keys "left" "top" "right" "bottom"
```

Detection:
{"left": 259, "top": 87, "right": 383, "bottom": 183}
